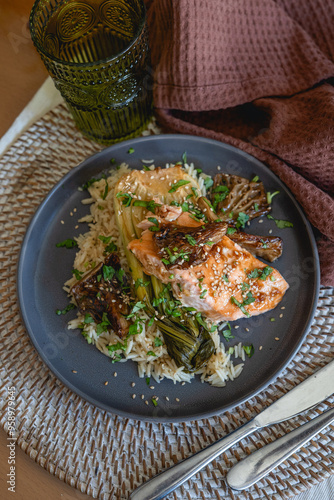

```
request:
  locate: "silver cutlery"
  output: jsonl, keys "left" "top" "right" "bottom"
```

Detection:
{"left": 129, "top": 360, "right": 334, "bottom": 500}
{"left": 226, "top": 404, "right": 334, "bottom": 490}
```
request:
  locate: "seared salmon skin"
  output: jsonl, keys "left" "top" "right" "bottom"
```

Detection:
{"left": 128, "top": 210, "right": 289, "bottom": 323}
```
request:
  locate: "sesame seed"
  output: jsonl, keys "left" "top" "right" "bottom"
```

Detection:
{"left": 61, "top": 220, "right": 64, "bottom": 224}
{"left": 73, "top": 208, "right": 77, "bottom": 212}
{"left": 75, "top": 225, "right": 79, "bottom": 229}
{"left": 281, "top": 306, "right": 285, "bottom": 310}
{"left": 234, "top": 325, "right": 239, "bottom": 329}
{"left": 181, "top": 382, "right": 185, "bottom": 386}
{"left": 259, "top": 346, "right": 263, "bottom": 350}
{"left": 217, "top": 166, "right": 221, "bottom": 170}
{"left": 275, "top": 337, "right": 280, "bottom": 341}
{"left": 269, "top": 229, "right": 273, "bottom": 234}
{"left": 175, "top": 398, "right": 180, "bottom": 402}
{"left": 72, "top": 370, "right": 77, "bottom": 373}
{"left": 245, "top": 328, "right": 249, "bottom": 332}
{"left": 145, "top": 400, "right": 149, "bottom": 405}
{"left": 141, "top": 394, "right": 144, "bottom": 400}
{"left": 149, "top": 386, "right": 155, "bottom": 390}
{"left": 279, "top": 313, "right": 283, "bottom": 318}
{"left": 166, "top": 396, "right": 169, "bottom": 401}
{"left": 114, "top": 372, "right": 117, "bottom": 377}
{"left": 70, "top": 212, "right": 73, "bottom": 216}
{"left": 258, "top": 219, "right": 263, "bottom": 223}
{"left": 131, "top": 382, "right": 136, "bottom": 387}
{"left": 104, "top": 381, "right": 108, "bottom": 386}
{"left": 132, "top": 394, "right": 136, "bottom": 399}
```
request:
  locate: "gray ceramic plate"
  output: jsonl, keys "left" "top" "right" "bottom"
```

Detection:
{"left": 17, "top": 134, "right": 320, "bottom": 422}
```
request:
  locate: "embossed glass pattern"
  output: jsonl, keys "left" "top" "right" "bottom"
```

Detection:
{"left": 30, "top": 0, "right": 153, "bottom": 144}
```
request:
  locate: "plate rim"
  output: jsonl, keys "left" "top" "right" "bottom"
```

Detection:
{"left": 17, "top": 134, "right": 320, "bottom": 422}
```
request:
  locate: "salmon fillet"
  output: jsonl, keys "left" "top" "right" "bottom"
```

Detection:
{"left": 128, "top": 210, "right": 289, "bottom": 323}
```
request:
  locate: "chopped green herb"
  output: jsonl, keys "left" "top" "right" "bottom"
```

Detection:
{"left": 267, "top": 191, "right": 280, "bottom": 204}
{"left": 270, "top": 317, "right": 275, "bottom": 322}
{"left": 196, "top": 168, "right": 202, "bottom": 174}
{"left": 56, "top": 239, "right": 78, "bottom": 249}
{"left": 110, "top": 158, "right": 116, "bottom": 164}
{"left": 84, "top": 313, "right": 94, "bottom": 324}
{"left": 185, "top": 234, "right": 196, "bottom": 246}
{"left": 204, "top": 177, "right": 214, "bottom": 190}
{"left": 230, "top": 293, "right": 255, "bottom": 317}
{"left": 82, "top": 177, "right": 99, "bottom": 190}
{"left": 222, "top": 274, "right": 229, "bottom": 283}
{"left": 133, "top": 199, "right": 161, "bottom": 212}
{"left": 226, "top": 227, "right": 237, "bottom": 235}
{"left": 116, "top": 191, "right": 133, "bottom": 207}
{"left": 135, "top": 278, "right": 150, "bottom": 289}
{"left": 205, "top": 240, "right": 214, "bottom": 246}
{"left": 98, "top": 235, "right": 112, "bottom": 244}
{"left": 128, "top": 147, "right": 135, "bottom": 154}
{"left": 247, "top": 266, "right": 272, "bottom": 280}
{"left": 148, "top": 317, "right": 155, "bottom": 327}
{"left": 105, "top": 241, "right": 117, "bottom": 253}
{"left": 168, "top": 180, "right": 191, "bottom": 193}
{"left": 191, "top": 187, "right": 198, "bottom": 197}
{"left": 228, "top": 347, "right": 234, "bottom": 354}
{"left": 236, "top": 212, "right": 249, "bottom": 229}
{"left": 243, "top": 291, "right": 256, "bottom": 306}
{"left": 127, "top": 301, "right": 146, "bottom": 319}
{"left": 241, "top": 282, "right": 250, "bottom": 291}
{"left": 252, "top": 175, "right": 259, "bottom": 182}
{"left": 128, "top": 320, "right": 143, "bottom": 336}
{"left": 101, "top": 179, "right": 109, "bottom": 200}
{"left": 199, "top": 289, "right": 207, "bottom": 299}
{"left": 146, "top": 377, "right": 150, "bottom": 385}
{"left": 182, "top": 151, "right": 187, "bottom": 164}
{"left": 259, "top": 266, "right": 273, "bottom": 280}
{"left": 151, "top": 397, "right": 158, "bottom": 407}
{"left": 72, "top": 269, "right": 84, "bottom": 280}
{"left": 154, "top": 337, "right": 164, "bottom": 347}
{"left": 169, "top": 274, "right": 174, "bottom": 280}
{"left": 142, "top": 165, "right": 150, "bottom": 171}
{"left": 222, "top": 323, "right": 234, "bottom": 341}
{"left": 195, "top": 312, "right": 217, "bottom": 332}
{"left": 267, "top": 214, "right": 294, "bottom": 228}
{"left": 161, "top": 258, "right": 170, "bottom": 265}
{"left": 147, "top": 351, "right": 157, "bottom": 357}
{"left": 260, "top": 239, "right": 268, "bottom": 248}
{"left": 98, "top": 205, "right": 104, "bottom": 210}
{"left": 254, "top": 203, "right": 259, "bottom": 211}
{"left": 243, "top": 344, "right": 254, "bottom": 358}
{"left": 108, "top": 340, "right": 127, "bottom": 353}
{"left": 96, "top": 313, "right": 111, "bottom": 335}
{"left": 111, "top": 355, "right": 122, "bottom": 363}
{"left": 103, "top": 265, "right": 115, "bottom": 281}
{"left": 56, "top": 303, "right": 76, "bottom": 315}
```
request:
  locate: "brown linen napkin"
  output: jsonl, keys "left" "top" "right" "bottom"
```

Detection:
{"left": 145, "top": 0, "right": 334, "bottom": 286}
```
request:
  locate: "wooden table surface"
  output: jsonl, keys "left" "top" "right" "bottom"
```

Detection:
{"left": 0, "top": 1, "right": 90, "bottom": 498}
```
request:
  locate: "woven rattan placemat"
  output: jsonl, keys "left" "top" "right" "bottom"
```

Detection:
{"left": 0, "top": 103, "right": 333, "bottom": 500}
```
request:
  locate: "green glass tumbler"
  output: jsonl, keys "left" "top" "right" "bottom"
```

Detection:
{"left": 29, "top": 0, "right": 153, "bottom": 145}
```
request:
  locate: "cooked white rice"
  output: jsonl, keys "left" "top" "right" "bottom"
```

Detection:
{"left": 65, "top": 163, "right": 244, "bottom": 386}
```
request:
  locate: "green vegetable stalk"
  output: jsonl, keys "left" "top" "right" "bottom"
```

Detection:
{"left": 114, "top": 181, "right": 215, "bottom": 372}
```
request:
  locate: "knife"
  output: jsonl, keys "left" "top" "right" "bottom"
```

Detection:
{"left": 226, "top": 404, "right": 334, "bottom": 490}
{"left": 129, "top": 360, "right": 334, "bottom": 500}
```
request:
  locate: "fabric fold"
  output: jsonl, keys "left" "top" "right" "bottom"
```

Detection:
{"left": 145, "top": 0, "right": 334, "bottom": 285}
